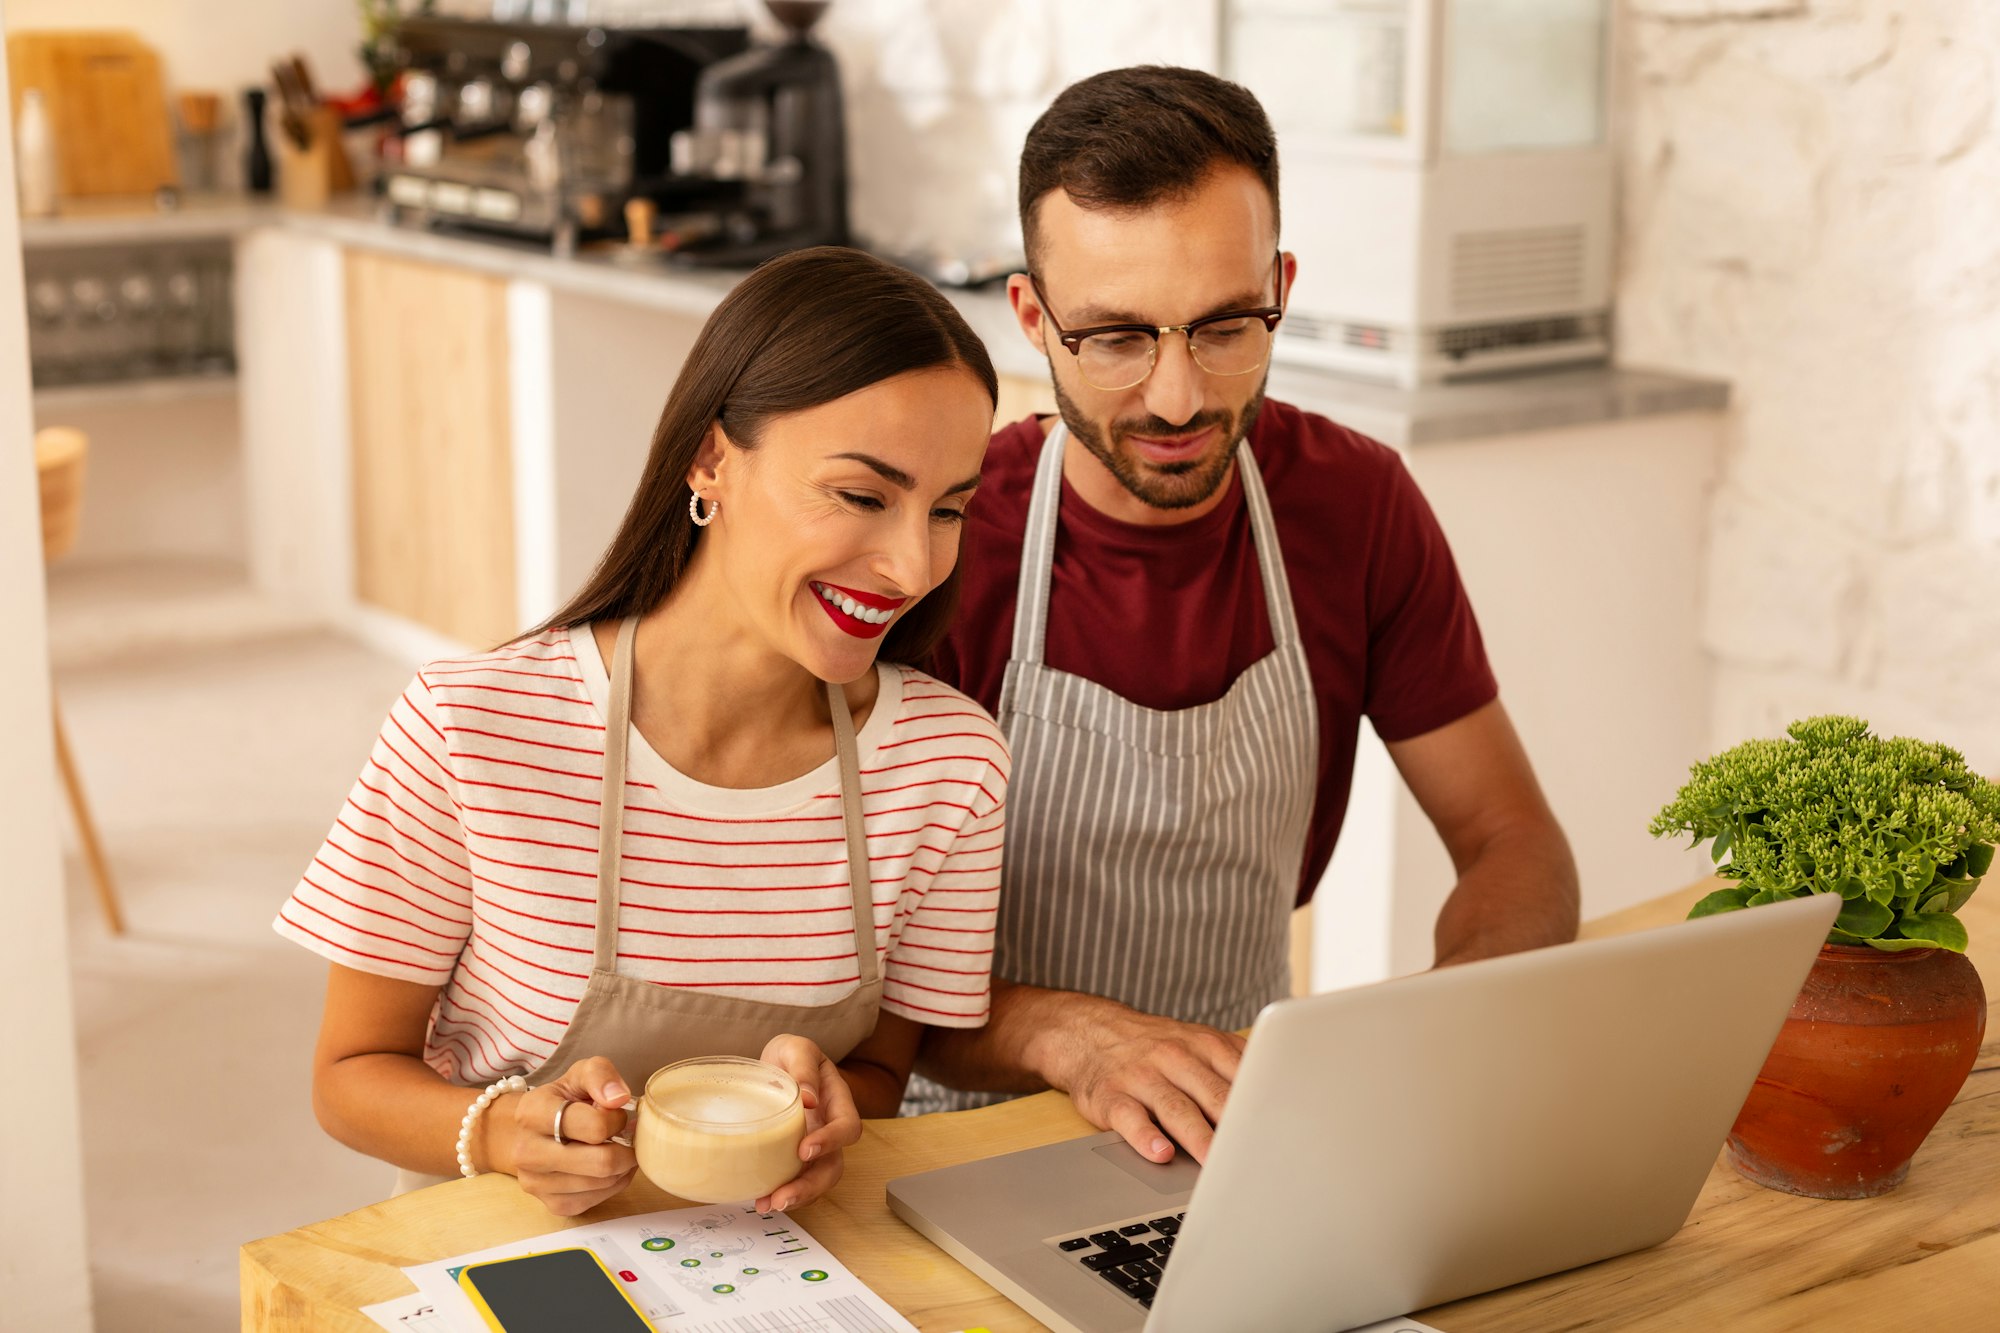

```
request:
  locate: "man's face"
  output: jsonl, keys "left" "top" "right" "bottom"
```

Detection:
{"left": 1018, "top": 165, "right": 1288, "bottom": 513}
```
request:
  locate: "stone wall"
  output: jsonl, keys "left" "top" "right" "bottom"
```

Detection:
{"left": 1618, "top": 0, "right": 2000, "bottom": 770}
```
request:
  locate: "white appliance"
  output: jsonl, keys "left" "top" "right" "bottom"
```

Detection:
{"left": 1225, "top": 0, "right": 1615, "bottom": 387}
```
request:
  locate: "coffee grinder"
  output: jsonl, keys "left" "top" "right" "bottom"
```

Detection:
{"left": 666, "top": 0, "right": 849, "bottom": 265}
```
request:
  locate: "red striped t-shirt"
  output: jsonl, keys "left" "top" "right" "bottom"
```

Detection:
{"left": 273, "top": 625, "right": 1008, "bottom": 1087}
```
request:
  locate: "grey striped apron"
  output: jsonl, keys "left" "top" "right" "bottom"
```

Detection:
{"left": 905, "top": 421, "right": 1318, "bottom": 1115}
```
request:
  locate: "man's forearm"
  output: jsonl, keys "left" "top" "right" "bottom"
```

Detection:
{"left": 916, "top": 978, "right": 1119, "bottom": 1095}
{"left": 1432, "top": 818, "right": 1580, "bottom": 967}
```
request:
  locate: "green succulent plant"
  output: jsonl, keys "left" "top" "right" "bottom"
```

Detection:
{"left": 1650, "top": 715, "right": 2000, "bottom": 952}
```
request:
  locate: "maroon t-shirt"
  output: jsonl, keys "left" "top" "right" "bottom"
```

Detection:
{"left": 930, "top": 398, "right": 1498, "bottom": 906}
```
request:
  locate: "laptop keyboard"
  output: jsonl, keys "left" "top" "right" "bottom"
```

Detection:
{"left": 1047, "top": 1210, "right": 1185, "bottom": 1310}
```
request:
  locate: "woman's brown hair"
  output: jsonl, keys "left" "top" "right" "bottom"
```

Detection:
{"left": 525, "top": 246, "right": 997, "bottom": 665}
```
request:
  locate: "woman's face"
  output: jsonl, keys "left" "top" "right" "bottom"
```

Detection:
{"left": 696, "top": 364, "right": 993, "bottom": 683}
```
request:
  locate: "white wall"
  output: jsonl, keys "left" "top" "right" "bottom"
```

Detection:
{"left": 4, "top": 0, "right": 363, "bottom": 100}
{"left": 0, "top": 1, "right": 96, "bottom": 1325}
{"left": 588, "top": 0, "right": 1222, "bottom": 261}
{"left": 817, "top": 0, "right": 1219, "bottom": 261}
{"left": 1619, "top": 0, "right": 2000, "bottom": 770}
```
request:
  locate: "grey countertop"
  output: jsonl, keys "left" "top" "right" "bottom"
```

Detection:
{"left": 22, "top": 195, "right": 1729, "bottom": 447}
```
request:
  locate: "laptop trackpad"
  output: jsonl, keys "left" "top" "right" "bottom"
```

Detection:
{"left": 1091, "top": 1140, "right": 1202, "bottom": 1194}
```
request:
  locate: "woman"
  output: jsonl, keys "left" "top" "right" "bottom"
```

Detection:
{"left": 276, "top": 248, "right": 1006, "bottom": 1216}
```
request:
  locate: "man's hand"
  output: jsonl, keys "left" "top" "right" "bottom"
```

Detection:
{"left": 1046, "top": 1001, "right": 1247, "bottom": 1165}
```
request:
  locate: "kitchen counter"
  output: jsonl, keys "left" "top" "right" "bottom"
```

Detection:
{"left": 26, "top": 193, "right": 1726, "bottom": 447}
{"left": 277, "top": 200, "right": 1730, "bottom": 447}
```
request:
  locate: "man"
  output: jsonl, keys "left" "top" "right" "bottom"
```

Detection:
{"left": 906, "top": 67, "right": 1579, "bottom": 1164}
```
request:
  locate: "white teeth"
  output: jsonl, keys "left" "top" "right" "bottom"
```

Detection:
{"left": 813, "top": 583, "right": 894, "bottom": 625}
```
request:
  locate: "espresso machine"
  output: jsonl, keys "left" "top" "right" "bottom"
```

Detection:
{"left": 381, "top": 14, "right": 748, "bottom": 254}
{"left": 663, "top": 0, "right": 850, "bottom": 265}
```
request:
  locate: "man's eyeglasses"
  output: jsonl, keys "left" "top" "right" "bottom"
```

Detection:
{"left": 1028, "top": 254, "right": 1284, "bottom": 392}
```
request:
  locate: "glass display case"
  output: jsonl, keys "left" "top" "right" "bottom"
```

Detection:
{"left": 1224, "top": 0, "right": 1615, "bottom": 385}
{"left": 1227, "top": 0, "right": 1412, "bottom": 145}
{"left": 22, "top": 239, "right": 236, "bottom": 389}
{"left": 1443, "top": 0, "right": 1605, "bottom": 155}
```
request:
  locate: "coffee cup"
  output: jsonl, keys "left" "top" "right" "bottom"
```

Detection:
{"left": 635, "top": 1056, "right": 807, "bottom": 1204}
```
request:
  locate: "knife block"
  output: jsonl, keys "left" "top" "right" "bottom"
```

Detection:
{"left": 276, "top": 105, "right": 353, "bottom": 211}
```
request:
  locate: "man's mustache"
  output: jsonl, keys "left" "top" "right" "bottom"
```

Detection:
{"left": 1111, "top": 409, "right": 1233, "bottom": 440}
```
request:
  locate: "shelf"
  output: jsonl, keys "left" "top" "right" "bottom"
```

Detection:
{"left": 32, "top": 372, "right": 238, "bottom": 413}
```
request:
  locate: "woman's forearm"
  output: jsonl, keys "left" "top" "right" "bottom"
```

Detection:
{"left": 313, "top": 1051, "right": 524, "bottom": 1177}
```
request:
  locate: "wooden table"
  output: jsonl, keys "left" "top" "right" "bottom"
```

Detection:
{"left": 242, "top": 885, "right": 2000, "bottom": 1331}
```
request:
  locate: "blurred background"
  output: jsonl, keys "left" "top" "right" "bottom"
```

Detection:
{"left": 3, "top": 1, "right": 1995, "bottom": 1328}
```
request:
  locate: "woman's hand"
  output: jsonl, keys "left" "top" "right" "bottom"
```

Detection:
{"left": 755, "top": 1034, "right": 863, "bottom": 1212}
{"left": 495, "top": 1056, "right": 639, "bottom": 1217}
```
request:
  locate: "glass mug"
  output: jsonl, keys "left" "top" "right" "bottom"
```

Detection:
{"left": 634, "top": 1057, "right": 806, "bottom": 1204}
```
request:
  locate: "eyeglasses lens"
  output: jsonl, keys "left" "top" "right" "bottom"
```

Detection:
{"left": 1075, "top": 318, "right": 1274, "bottom": 392}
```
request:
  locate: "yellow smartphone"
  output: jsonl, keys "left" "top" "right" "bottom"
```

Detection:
{"left": 457, "top": 1246, "right": 658, "bottom": 1333}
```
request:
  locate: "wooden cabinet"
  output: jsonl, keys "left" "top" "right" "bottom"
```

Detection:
{"left": 345, "top": 251, "right": 517, "bottom": 648}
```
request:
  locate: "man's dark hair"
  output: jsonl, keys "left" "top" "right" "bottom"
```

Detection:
{"left": 1019, "top": 66, "right": 1280, "bottom": 268}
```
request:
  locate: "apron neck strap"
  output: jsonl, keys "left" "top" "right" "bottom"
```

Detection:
{"left": 1009, "top": 421, "right": 1069, "bottom": 667}
{"left": 597, "top": 616, "right": 880, "bottom": 984}
{"left": 1233, "top": 441, "right": 1305, "bottom": 649}
{"left": 1010, "top": 420, "right": 1306, "bottom": 664}
{"left": 596, "top": 616, "right": 642, "bottom": 970}
{"left": 827, "top": 678, "right": 881, "bottom": 987}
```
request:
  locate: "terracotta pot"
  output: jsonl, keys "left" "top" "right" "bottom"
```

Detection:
{"left": 1726, "top": 942, "right": 1986, "bottom": 1199}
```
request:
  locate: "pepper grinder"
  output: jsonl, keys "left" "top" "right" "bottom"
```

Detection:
{"left": 243, "top": 87, "right": 273, "bottom": 194}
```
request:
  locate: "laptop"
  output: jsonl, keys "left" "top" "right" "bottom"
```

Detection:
{"left": 888, "top": 892, "right": 1839, "bottom": 1333}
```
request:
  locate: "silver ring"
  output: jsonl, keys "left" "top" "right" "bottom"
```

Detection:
{"left": 553, "top": 1101, "right": 568, "bottom": 1146}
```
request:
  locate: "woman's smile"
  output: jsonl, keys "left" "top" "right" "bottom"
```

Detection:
{"left": 810, "top": 580, "right": 906, "bottom": 637}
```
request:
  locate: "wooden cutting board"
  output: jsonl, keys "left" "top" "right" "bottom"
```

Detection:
{"left": 7, "top": 30, "right": 179, "bottom": 196}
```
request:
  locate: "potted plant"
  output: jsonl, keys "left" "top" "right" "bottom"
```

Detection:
{"left": 1651, "top": 715, "right": 1997, "bottom": 1199}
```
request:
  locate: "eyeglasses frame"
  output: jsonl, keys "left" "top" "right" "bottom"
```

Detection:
{"left": 1026, "top": 252, "right": 1287, "bottom": 389}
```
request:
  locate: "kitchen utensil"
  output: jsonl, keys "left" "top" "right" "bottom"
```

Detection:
{"left": 6, "top": 31, "right": 179, "bottom": 196}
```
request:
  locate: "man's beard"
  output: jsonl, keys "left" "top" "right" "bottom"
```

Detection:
{"left": 1051, "top": 373, "right": 1268, "bottom": 512}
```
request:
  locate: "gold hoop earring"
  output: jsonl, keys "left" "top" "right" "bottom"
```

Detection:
{"left": 689, "top": 491, "right": 718, "bottom": 527}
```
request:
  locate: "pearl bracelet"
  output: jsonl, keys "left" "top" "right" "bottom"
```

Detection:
{"left": 457, "top": 1075, "right": 527, "bottom": 1179}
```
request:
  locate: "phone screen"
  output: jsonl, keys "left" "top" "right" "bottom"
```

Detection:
{"left": 458, "top": 1247, "right": 655, "bottom": 1333}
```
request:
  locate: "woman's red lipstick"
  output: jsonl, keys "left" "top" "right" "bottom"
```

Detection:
{"left": 810, "top": 581, "right": 906, "bottom": 639}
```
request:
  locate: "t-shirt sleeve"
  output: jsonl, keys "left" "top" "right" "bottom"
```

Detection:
{"left": 272, "top": 674, "right": 475, "bottom": 984}
{"left": 881, "top": 756, "right": 1007, "bottom": 1029}
{"left": 1362, "top": 455, "right": 1499, "bottom": 742}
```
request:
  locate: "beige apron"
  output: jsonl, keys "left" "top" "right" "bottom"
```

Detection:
{"left": 394, "top": 615, "right": 885, "bottom": 1193}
